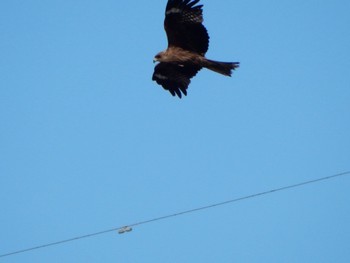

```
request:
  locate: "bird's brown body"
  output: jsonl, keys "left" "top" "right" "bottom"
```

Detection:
{"left": 155, "top": 47, "right": 202, "bottom": 64}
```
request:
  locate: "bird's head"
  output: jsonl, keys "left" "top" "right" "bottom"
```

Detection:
{"left": 153, "top": 52, "right": 165, "bottom": 63}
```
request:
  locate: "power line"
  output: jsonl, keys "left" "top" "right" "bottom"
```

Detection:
{"left": 1, "top": 170, "right": 349, "bottom": 259}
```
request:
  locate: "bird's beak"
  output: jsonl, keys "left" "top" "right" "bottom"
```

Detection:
{"left": 153, "top": 58, "right": 158, "bottom": 63}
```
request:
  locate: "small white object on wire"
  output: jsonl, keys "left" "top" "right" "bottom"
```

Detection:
{"left": 118, "top": 226, "right": 132, "bottom": 234}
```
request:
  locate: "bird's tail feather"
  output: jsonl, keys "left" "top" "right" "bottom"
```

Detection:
{"left": 204, "top": 59, "right": 240, "bottom": 76}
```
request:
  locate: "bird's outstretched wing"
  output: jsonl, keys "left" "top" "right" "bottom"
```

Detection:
{"left": 152, "top": 62, "right": 201, "bottom": 98}
{"left": 164, "top": 0, "right": 209, "bottom": 55}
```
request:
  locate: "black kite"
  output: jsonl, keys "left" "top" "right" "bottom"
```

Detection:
{"left": 152, "top": 0, "right": 240, "bottom": 98}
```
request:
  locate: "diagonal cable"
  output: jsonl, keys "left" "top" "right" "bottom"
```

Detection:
{"left": 1, "top": 171, "right": 349, "bottom": 258}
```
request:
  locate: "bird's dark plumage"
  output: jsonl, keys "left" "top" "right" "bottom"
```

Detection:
{"left": 152, "top": 63, "right": 201, "bottom": 98}
{"left": 152, "top": 0, "right": 239, "bottom": 98}
{"left": 165, "top": 0, "right": 209, "bottom": 55}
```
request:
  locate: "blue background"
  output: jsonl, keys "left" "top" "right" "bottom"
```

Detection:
{"left": 1, "top": 0, "right": 349, "bottom": 262}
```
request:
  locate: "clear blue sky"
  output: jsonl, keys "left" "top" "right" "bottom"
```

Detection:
{"left": 1, "top": 0, "right": 350, "bottom": 262}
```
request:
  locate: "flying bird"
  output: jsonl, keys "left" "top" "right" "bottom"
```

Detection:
{"left": 152, "top": 0, "right": 239, "bottom": 98}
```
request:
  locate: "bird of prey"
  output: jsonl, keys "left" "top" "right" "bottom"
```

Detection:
{"left": 152, "top": 0, "right": 239, "bottom": 98}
